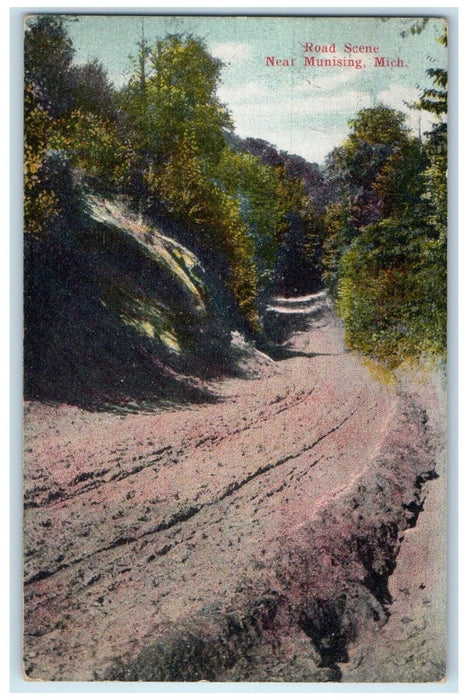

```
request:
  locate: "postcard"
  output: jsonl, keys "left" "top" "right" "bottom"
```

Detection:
{"left": 23, "top": 14, "right": 448, "bottom": 682}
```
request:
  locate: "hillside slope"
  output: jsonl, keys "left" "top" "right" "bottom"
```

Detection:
{"left": 24, "top": 186, "right": 245, "bottom": 408}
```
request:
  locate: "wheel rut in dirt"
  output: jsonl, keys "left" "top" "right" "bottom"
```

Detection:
{"left": 23, "top": 292, "right": 445, "bottom": 682}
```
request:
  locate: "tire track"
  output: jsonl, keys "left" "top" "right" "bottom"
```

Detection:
{"left": 24, "top": 292, "right": 439, "bottom": 683}
{"left": 24, "top": 387, "right": 318, "bottom": 510}
{"left": 24, "top": 402, "right": 360, "bottom": 586}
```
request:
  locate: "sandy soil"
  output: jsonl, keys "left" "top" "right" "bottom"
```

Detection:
{"left": 23, "top": 293, "right": 446, "bottom": 682}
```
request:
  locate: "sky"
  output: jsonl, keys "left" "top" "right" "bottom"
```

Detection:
{"left": 64, "top": 14, "right": 448, "bottom": 165}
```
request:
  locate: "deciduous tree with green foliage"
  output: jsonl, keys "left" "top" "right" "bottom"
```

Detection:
{"left": 24, "top": 15, "right": 128, "bottom": 236}
{"left": 323, "top": 91, "right": 446, "bottom": 366}
{"left": 118, "top": 35, "right": 260, "bottom": 327}
{"left": 214, "top": 149, "right": 304, "bottom": 291}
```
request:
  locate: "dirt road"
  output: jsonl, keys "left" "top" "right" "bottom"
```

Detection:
{"left": 23, "top": 293, "right": 446, "bottom": 682}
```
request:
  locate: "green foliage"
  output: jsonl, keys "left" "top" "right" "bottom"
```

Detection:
{"left": 416, "top": 27, "right": 447, "bottom": 117}
{"left": 214, "top": 150, "right": 295, "bottom": 288}
{"left": 417, "top": 27, "right": 448, "bottom": 241}
{"left": 400, "top": 18, "right": 429, "bottom": 37}
{"left": 49, "top": 110, "right": 130, "bottom": 184}
{"left": 118, "top": 34, "right": 231, "bottom": 176}
{"left": 321, "top": 201, "right": 353, "bottom": 298}
{"left": 145, "top": 133, "right": 259, "bottom": 328}
{"left": 325, "top": 105, "right": 419, "bottom": 230}
{"left": 116, "top": 34, "right": 262, "bottom": 326}
{"left": 119, "top": 33, "right": 321, "bottom": 325}
{"left": 24, "top": 16, "right": 73, "bottom": 237}
{"left": 24, "top": 21, "right": 319, "bottom": 330}
{"left": 336, "top": 221, "right": 446, "bottom": 366}
{"left": 24, "top": 15, "right": 125, "bottom": 235}
{"left": 24, "top": 15, "right": 75, "bottom": 117}
{"left": 324, "top": 95, "right": 447, "bottom": 366}
{"left": 23, "top": 82, "right": 58, "bottom": 238}
{"left": 348, "top": 105, "right": 408, "bottom": 146}
{"left": 148, "top": 35, "right": 232, "bottom": 162}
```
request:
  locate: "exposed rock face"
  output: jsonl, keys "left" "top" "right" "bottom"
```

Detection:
{"left": 23, "top": 291, "right": 446, "bottom": 682}
{"left": 24, "top": 190, "right": 235, "bottom": 409}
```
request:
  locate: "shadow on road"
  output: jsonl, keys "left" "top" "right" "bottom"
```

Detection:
{"left": 259, "top": 346, "right": 343, "bottom": 361}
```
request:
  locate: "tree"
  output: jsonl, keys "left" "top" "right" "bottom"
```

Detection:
{"left": 23, "top": 82, "right": 58, "bottom": 237}
{"left": 417, "top": 27, "right": 448, "bottom": 239}
{"left": 322, "top": 101, "right": 446, "bottom": 366}
{"left": 233, "top": 138, "right": 325, "bottom": 295}
{"left": 268, "top": 165, "right": 316, "bottom": 296}
{"left": 335, "top": 220, "right": 445, "bottom": 365}
{"left": 148, "top": 35, "right": 232, "bottom": 164}
{"left": 215, "top": 149, "right": 294, "bottom": 290}
{"left": 115, "top": 33, "right": 155, "bottom": 195}
{"left": 24, "top": 15, "right": 76, "bottom": 117}
{"left": 119, "top": 33, "right": 232, "bottom": 184}
{"left": 24, "top": 14, "right": 129, "bottom": 228}
{"left": 119, "top": 35, "right": 262, "bottom": 327}
{"left": 24, "top": 15, "right": 75, "bottom": 236}
{"left": 325, "top": 105, "right": 419, "bottom": 230}
{"left": 323, "top": 105, "right": 427, "bottom": 297}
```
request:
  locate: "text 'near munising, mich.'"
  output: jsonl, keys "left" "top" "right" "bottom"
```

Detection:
{"left": 264, "top": 43, "right": 407, "bottom": 70}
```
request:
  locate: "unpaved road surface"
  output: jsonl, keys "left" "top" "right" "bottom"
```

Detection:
{"left": 23, "top": 293, "right": 446, "bottom": 682}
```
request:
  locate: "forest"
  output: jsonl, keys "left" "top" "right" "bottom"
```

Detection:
{"left": 24, "top": 16, "right": 447, "bottom": 403}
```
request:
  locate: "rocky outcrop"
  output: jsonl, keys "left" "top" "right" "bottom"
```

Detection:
{"left": 24, "top": 186, "right": 238, "bottom": 409}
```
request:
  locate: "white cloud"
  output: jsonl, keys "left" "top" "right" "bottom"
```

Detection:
{"left": 210, "top": 42, "right": 252, "bottom": 63}
{"left": 293, "top": 67, "right": 365, "bottom": 96}
{"left": 217, "top": 81, "right": 272, "bottom": 105}
{"left": 293, "top": 90, "right": 373, "bottom": 116}
{"left": 225, "top": 89, "right": 372, "bottom": 125}
{"left": 377, "top": 84, "right": 420, "bottom": 111}
{"left": 221, "top": 85, "right": 373, "bottom": 162}
{"left": 377, "top": 83, "right": 437, "bottom": 136}
{"left": 220, "top": 76, "right": 439, "bottom": 164}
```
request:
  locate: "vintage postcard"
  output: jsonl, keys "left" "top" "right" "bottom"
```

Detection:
{"left": 23, "top": 14, "right": 448, "bottom": 682}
